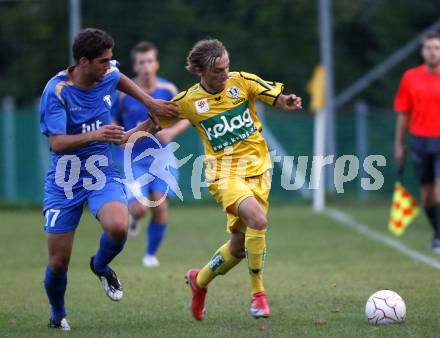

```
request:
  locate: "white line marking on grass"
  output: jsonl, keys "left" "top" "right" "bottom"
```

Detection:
{"left": 325, "top": 208, "right": 440, "bottom": 270}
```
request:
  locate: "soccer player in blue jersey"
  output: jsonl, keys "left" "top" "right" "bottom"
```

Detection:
{"left": 112, "top": 41, "right": 190, "bottom": 267}
{"left": 39, "top": 28, "right": 178, "bottom": 331}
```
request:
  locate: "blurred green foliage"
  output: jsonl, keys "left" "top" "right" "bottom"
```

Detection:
{"left": 0, "top": 0, "right": 439, "bottom": 107}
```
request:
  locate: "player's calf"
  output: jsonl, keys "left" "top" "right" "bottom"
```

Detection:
{"left": 128, "top": 202, "right": 148, "bottom": 237}
{"left": 128, "top": 213, "right": 141, "bottom": 237}
{"left": 229, "top": 231, "right": 246, "bottom": 258}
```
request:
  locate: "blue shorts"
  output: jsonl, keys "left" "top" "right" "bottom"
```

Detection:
{"left": 122, "top": 160, "right": 179, "bottom": 205}
{"left": 410, "top": 135, "right": 440, "bottom": 184}
{"left": 42, "top": 179, "right": 127, "bottom": 234}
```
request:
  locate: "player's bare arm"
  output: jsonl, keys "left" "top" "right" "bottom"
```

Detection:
{"left": 394, "top": 113, "right": 410, "bottom": 166}
{"left": 118, "top": 73, "right": 179, "bottom": 121}
{"left": 49, "top": 125, "right": 125, "bottom": 154}
{"left": 274, "top": 93, "right": 303, "bottom": 111}
{"left": 117, "top": 119, "right": 160, "bottom": 146}
{"left": 157, "top": 119, "right": 192, "bottom": 144}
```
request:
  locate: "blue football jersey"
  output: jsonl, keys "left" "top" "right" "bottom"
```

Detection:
{"left": 40, "top": 62, "right": 122, "bottom": 196}
{"left": 111, "top": 77, "right": 178, "bottom": 158}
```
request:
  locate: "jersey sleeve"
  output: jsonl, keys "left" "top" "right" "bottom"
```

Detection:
{"left": 394, "top": 72, "right": 412, "bottom": 114}
{"left": 239, "top": 71, "right": 285, "bottom": 105}
{"left": 39, "top": 84, "right": 67, "bottom": 136}
{"left": 156, "top": 91, "right": 188, "bottom": 128}
{"left": 106, "top": 60, "right": 122, "bottom": 93}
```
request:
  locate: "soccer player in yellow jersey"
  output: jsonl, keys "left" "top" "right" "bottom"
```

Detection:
{"left": 125, "top": 38, "right": 302, "bottom": 320}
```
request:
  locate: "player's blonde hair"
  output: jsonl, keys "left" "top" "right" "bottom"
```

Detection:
{"left": 186, "top": 39, "right": 227, "bottom": 75}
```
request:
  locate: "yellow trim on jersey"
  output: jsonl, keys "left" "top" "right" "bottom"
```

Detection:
{"left": 173, "top": 90, "right": 188, "bottom": 102}
{"left": 54, "top": 80, "right": 74, "bottom": 106}
{"left": 105, "top": 66, "right": 118, "bottom": 75}
{"left": 157, "top": 71, "right": 284, "bottom": 179}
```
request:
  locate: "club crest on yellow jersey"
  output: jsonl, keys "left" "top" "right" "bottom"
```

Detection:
{"left": 226, "top": 86, "right": 240, "bottom": 99}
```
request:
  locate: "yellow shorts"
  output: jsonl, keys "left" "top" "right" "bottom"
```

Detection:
{"left": 208, "top": 170, "right": 271, "bottom": 233}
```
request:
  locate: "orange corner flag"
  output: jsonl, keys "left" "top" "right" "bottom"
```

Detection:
{"left": 388, "top": 182, "right": 419, "bottom": 236}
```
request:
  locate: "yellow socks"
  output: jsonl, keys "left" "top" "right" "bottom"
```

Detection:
{"left": 196, "top": 229, "right": 267, "bottom": 294}
{"left": 196, "top": 241, "right": 242, "bottom": 288}
{"left": 245, "top": 227, "right": 267, "bottom": 295}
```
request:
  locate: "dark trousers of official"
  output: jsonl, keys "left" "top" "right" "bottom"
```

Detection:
{"left": 410, "top": 135, "right": 440, "bottom": 239}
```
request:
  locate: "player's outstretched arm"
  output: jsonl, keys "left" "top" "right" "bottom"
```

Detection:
{"left": 156, "top": 119, "right": 192, "bottom": 144}
{"left": 274, "top": 93, "right": 302, "bottom": 112}
{"left": 49, "top": 125, "right": 125, "bottom": 154}
{"left": 117, "top": 74, "right": 179, "bottom": 121}
{"left": 117, "top": 119, "right": 161, "bottom": 146}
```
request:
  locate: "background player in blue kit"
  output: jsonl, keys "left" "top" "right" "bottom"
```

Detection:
{"left": 112, "top": 41, "right": 190, "bottom": 267}
{"left": 39, "top": 28, "right": 178, "bottom": 331}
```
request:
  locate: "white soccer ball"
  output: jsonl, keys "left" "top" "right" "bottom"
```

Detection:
{"left": 365, "top": 290, "right": 406, "bottom": 325}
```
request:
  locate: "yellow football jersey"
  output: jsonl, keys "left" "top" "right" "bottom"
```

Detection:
{"left": 158, "top": 71, "right": 284, "bottom": 180}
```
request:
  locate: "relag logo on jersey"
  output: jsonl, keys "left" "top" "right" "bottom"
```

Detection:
{"left": 200, "top": 101, "right": 256, "bottom": 152}
{"left": 195, "top": 98, "right": 209, "bottom": 113}
{"left": 226, "top": 86, "right": 240, "bottom": 99}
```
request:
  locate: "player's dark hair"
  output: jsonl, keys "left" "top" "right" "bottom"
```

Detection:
{"left": 186, "top": 38, "right": 227, "bottom": 74}
{"left": 131, "top": 41, "right": 158, "bottom": 62}
{"left": 423, "top": 32, "right": 440, "bottom": 44}
{"left": 72, "top": 28, "right": 114, "bottom": 63}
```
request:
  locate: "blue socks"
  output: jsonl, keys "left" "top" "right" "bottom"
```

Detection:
{"left": 44, "top": 233, "right": 126, "bottom": 321}
{"left": 93, "top": 232, "right": 126, "bottom": 274}
{"left": 44, "top": 265, "right": 67, "bottom": 321}
{"left": 146, "top": 222, "right": 167, "bottom": 255}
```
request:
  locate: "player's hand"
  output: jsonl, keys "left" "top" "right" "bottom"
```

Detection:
{"left": 283, "top": 94, "right": 302, "bottom": 111}
{"left": 394, "top": 142, "right": 406, "bottom": 167}
{"left": 93, "top": 125, "right": 125, "bottom": 143}
{"left": 149, "top": 99, "right": 179, "bottom": 119}
{"left": 275, "top": 94, "right": 302, "bottom": 111}
{"left": 116, "top": 120, "right": 160, "bottom": 145}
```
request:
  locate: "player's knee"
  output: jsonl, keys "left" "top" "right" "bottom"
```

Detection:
{"left": 248, "top": 212, "right": 267, "bottom": 230}
{"left": 49, "top": 258, "right": 69, "bottom": 275}
{"left": 107, "top": 217, "right": 128, "bottom": 241}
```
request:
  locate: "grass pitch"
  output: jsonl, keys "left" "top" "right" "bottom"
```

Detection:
{"left": 0, "top": 203, "right": 439, "bottom": 337}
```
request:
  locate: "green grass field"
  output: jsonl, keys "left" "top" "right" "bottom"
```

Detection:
{"left": 1, "top": 203, "right": 439, "bottom": 337}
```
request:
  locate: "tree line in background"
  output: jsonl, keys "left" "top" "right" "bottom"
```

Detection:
{"left": 1, "top": 0, "right": 439, "bottom": 109}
